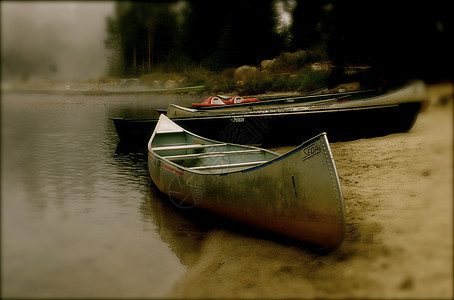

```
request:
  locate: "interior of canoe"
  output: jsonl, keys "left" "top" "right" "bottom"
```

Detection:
{"left": 151, "top": 131, "right": 278, "bottom": 173}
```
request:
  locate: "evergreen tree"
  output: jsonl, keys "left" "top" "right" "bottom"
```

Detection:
{"left": 325, "top": 0, "right": 453, "bottom": 85}
{"left": 105, "top": 1, "right": 181, "bottom": 76}
{"left": 106, "top": 0, "right": 287, "bottom": 75}
{"left": 290, "top": 0, "right": 325, "bottom": 51}
{"left": 183, "top": 0, "right": 283, "bottom": 71}
{"left": 180, "top": 0, "right": 230, "bottom": 65}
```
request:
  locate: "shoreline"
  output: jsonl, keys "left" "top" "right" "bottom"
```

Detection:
{"left": 165, "top": 85, "right": 453, "bottom": 298}
{"left": 0, "top": 85, "right": 205, "bottom": 96}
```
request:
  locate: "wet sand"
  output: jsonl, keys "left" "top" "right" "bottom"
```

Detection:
{"left": 166, "top": 84, "right": 453, "bottom": 299}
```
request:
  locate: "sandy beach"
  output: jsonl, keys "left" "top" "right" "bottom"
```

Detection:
{"left": 165, "top": 84, "right": 453, "bottom": 299}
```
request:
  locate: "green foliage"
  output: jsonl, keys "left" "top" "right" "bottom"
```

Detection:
{"left": 203, "top": 68, "right": 237, "bottom": 93}
{"left": 182, "top": 67, "right": 213, "bottom": 86}
{"left": 239, "top": 77, "right": 274, "bottom": 95}
{"left": 183, "top": 0, "right": 282, "bottom": 71}
{"left": 103, "top": 0, "right": 452, "bottom": 84}
{"left": 236, "top": 70, "right": 329, "bottom": 95}
{"left": 194, "top": 44, "right": 331, "bottom": 94}
{"left": 105, "top": 2, "right": 184, "bottom": 77}
{"left": 270, "top": 75, "right": 300, "bottom": 91}
{"left": 121, "top": 42, "right": 331, "bottom": 94}
{"left": 268, "top": 50, "right": 308, "bottom": 74}
{"left": 295, "top": 70, "right": 329, "bottom": 92}
{"left": 105, "top": 0, "right": 283, "bottom": 77}
{"left": 290, "top": 1, "right": 327, "bottom": 51}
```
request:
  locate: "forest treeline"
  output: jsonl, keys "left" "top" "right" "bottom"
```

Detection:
{"left": 105, "top": 0, "right": 452, "bottom": 87}
{"left": 105, "top": 0, "right": 311, "bottom": 75}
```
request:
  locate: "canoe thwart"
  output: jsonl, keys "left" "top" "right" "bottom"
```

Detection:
{"left": 188, "top": 160, "right": 268, "bottom": 170}
{"left": 152, "top": 143, "right": 227, "bottom": 152}
{"left": 164, "top": 149, "right": 262, "bottom": 161}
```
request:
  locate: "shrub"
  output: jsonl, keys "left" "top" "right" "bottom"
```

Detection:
{"left": 267, "top": 50, "right": 308, "bottom": 74}
{"left": 240, "top": 76, "right": 273, "bottom": 95}
{"left": 305, "top": 45, "right": 329, "bottom": 63}
{"left": 183, "top": 67, "right": 212, "bottom": 86}
{"left": 296, "top": 70, "right": 329, "bottom": 92}
{"left": 270, "top": 74, "right": 302, "bottom": 91}
{"left": 203, "top": 69, "right": 237, "bottom": 93}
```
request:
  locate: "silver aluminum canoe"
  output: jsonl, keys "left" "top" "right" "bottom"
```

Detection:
{"left": 147, "top": 114, "right": 345, "bottom": 251}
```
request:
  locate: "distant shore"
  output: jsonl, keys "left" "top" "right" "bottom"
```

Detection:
{"left": 0, "top": 77, "right": 362, "bottom": 98}
{"left": 1, "top": 84, "right": 205, "bottom": 96}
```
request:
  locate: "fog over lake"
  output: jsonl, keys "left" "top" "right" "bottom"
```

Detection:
{"left": 1, "top": 1, "right": 114, "bottom": 80}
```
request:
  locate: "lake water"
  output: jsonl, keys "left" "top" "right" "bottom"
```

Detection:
{"left": 1, "top": 92, "right": 211, "bottom": 298}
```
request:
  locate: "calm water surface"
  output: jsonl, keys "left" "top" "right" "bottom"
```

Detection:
{"left": 1, "top": 92, "right": 207, "bottom": 298}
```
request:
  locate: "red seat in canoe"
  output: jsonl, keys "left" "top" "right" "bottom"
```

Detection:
{"left": 192, "top": 96, "right": 226, "bottom": 107}
{"left": 223, "top": 96, "right": 260, "bottom": 105}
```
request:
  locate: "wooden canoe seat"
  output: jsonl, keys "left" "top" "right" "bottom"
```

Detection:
{"left": 152, "top": 143, "right": 227, "bottom": 152}
{"left": 164, "top": 149, "right": 262, "bottom": 161}
{"left": 189, "top": 160, "right": 268, "bottom": 170}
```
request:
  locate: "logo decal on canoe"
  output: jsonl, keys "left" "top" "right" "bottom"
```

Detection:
{"left": 302, "top": 142, "right": 321, "bottom": 160}
{"left": 231, "top": 116, "right": 245, "bottom": 123}
{"left": 191, "top": 186, "right": 205, "bottom": 204}
{"left": 167, "top": 175, "right": 203, "bottom": 209}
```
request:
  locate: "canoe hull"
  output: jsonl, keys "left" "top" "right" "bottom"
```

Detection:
{"left": 148, "top": 131, "right": 345, "bottom": 250}
{"left": 171, "top": 101, "right": 422, "bottom": 145}
{"left": 113, "top": 81, "right": 427, "bottom": 146}
{"left": 113, "top": 101, "right": 422, "bottom": 146}
{"left": 111, "top": 117, "right": 158, "bottom": 145}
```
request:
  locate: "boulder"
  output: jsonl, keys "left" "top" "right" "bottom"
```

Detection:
{"left": 164, "top": 80, "right": 178, "bottom": 89}
{"left": 233, "top": 65, "right": 260, "bottom": 82}
{"left": 312, "top": 61, "right": 332, "bottom": 72}
{"left": 260, "top": 59, "right": 274, "bottom": 70}
{"left": 119, "top": 78, "right": 140, "bottom": 88}
{"left": 152, "top": 80, "right": 162, "bottom": 88}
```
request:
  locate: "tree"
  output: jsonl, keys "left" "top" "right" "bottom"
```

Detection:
{"left": 326, "top": 0, "right": 453, "bottom": 85}
{"left": 180, "top": 0, "right": 228, "bottom": 65}
{"left": 290, "top": 0, "right": 325, "bottom": 51}
{"left": 105, "top": 1, "right": 181, "bottom": 76}
{"left": 182, "top": 0, "right": 283, "bottom": 71}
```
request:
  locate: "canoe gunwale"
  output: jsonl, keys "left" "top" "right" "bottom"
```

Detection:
{"left": 167, "top": 102, "right": 422, "bottom": 121}
{"left": 196, "top": 88, "right": 377, "bottom": 110}
{"left": 148, "top": 116, "right": 330, "bottom": 176}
